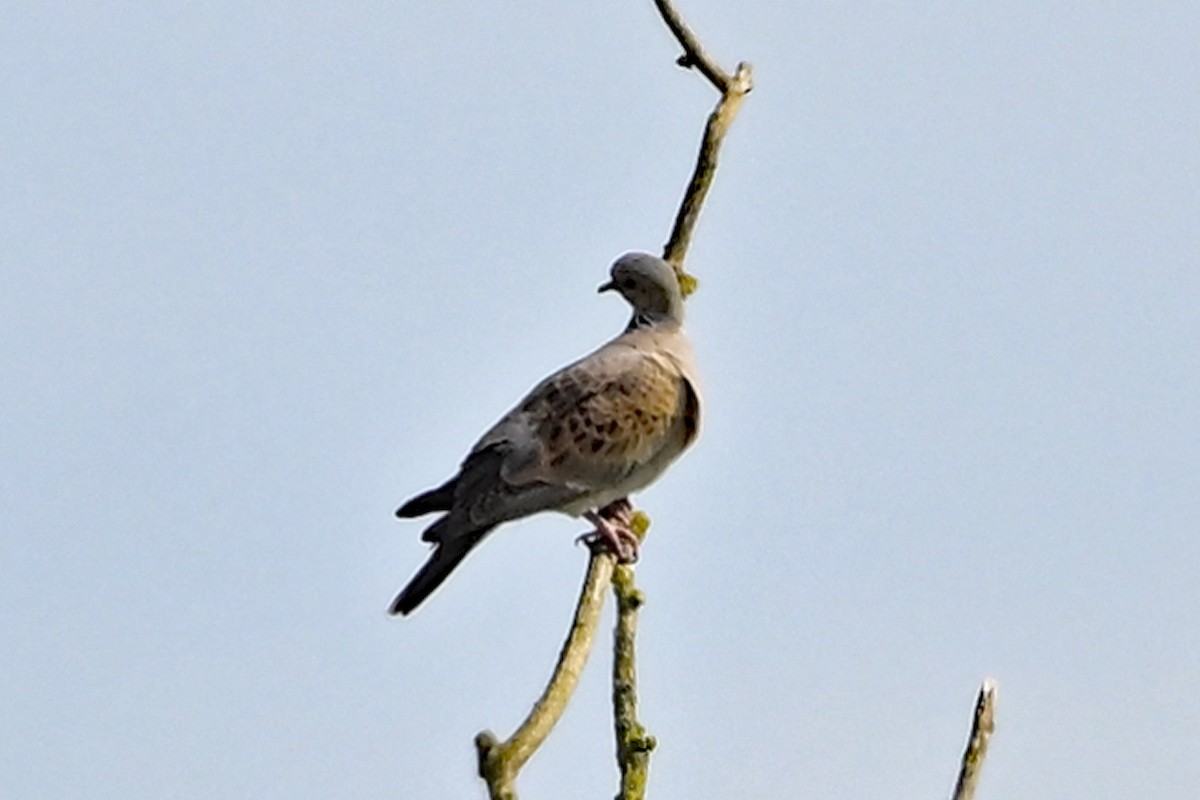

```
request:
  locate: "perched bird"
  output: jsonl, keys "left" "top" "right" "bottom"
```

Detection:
{"left": 390, "top": 252, "right": 701, "bottom": 616}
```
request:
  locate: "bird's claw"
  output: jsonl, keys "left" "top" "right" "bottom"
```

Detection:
{"left": 576, "top": 530, "right": 639, "bottom": 563}
{"left": 598, "top": 497, "right": 634, "bottom": 524}
{"left": 577, "top": 504, "right": 641, "bottom": 563}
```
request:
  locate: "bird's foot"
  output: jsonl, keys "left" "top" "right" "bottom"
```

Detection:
{"left": 598, "top": 498, "right": 634, "bottom": 525}
{"left": 577, "top": 506, "right": 640, "bottom": 563}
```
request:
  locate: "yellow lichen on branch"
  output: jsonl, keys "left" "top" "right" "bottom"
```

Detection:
{"left": 613, "top": 512, "right": 654, "bottom": 800}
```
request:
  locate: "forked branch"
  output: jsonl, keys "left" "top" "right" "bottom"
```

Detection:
{"left": 653, "top": 0, "right": 754, "bottom": 293}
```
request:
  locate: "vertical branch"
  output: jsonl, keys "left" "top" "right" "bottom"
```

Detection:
{"left": 951, "top": 678, "right": 998, "bottom": 800}
{"left": 612, "top": 515, "right": 655, "bottom": 800}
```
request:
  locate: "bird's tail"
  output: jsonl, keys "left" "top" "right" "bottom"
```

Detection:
{"left": 395, "top": 478, "right": 456, "bottom": 519}
{"left": 389, "top": 520, "right": 493, "bottom": 616}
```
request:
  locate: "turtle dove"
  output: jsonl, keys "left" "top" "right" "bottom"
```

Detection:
{"left": 390, "top": 252, "right": 700, "bottom": 615}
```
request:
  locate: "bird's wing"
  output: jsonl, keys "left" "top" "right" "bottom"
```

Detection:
{"left": 437, "top": 444, "right": 584, "bottom": 535}
{"left": 474, "top": 338, "right": 699, "bottom": 495}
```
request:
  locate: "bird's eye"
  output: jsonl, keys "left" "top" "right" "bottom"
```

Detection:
{"left": 620, "top": 278, "right": 636, "bottom": 290}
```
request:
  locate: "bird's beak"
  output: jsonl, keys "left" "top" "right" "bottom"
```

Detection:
{"left": 597, "top": 280, "right": 616, "bottom": 294}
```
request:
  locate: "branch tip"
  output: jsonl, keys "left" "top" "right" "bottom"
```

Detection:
{"left": 951, "top": 678, "right": 999, "bottom": 800}
{"left": 653, "top": 0, "right": 751, "bottom": 278}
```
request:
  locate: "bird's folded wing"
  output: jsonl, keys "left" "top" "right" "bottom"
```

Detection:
{"left": 442, "top": 445, "right": 587, "bottom": 534}
{"left": 475, "top": 344, "right": 697, "bottom": 491}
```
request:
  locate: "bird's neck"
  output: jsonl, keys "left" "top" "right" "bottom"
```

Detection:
{"left": 626, "top": 308, "right": 683, "bottom": 332}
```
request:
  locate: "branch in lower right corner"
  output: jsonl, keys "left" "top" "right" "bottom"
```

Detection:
{"left": 951, "top": 678, "right": 998, "bottom": 800}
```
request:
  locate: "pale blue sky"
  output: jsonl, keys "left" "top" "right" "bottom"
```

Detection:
{"left": 3, "top": 3, "right": 1198, "bottom": 798}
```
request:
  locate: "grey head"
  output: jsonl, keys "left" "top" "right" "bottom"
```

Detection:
{"left": 597, "top": 252, "right": 685, "bottom": 330}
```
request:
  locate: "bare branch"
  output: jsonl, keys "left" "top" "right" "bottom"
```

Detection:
{"left": 612, "top": 513, "right": 655, "bottom": 800}
{"left": 651, "top": 0, "right": 732, "bottom": 91}
{"left": 951, "top": 678, "right": 998, "bottom": 800}
{"left": 661, "top": 62, "right": 752, "bottom": 290}
{"left": 475, "top": 551, "right": 616, "bottom": 800}
{"left": 652, "top": 0, "right": 754, "bottom": 295}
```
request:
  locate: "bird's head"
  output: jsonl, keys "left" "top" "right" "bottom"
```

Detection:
{"left": 598, "top": 252, "right": 685, "bottom": 329}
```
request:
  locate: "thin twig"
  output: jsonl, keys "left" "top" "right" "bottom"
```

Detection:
{"left": 951, "top": 678, "right": 998, "bottom": 800}
{"left": 475, "top": 550, "right": 616, "bottom": 800}
{"left": 651, "top": 0, "right": 731, "bottom": 91}
{"left": 652, "top": 0, "right": 754, "bottom": 294}
{"left": 612, "top": 515, "right": 655, "bottom": 800}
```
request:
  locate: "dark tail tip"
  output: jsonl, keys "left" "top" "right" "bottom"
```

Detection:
{"left": 388, "top": 593, "right": 419, "bottom": 616}
{"left": 388, "top": 547, "right": 461, "bottom": 616}
{"left": 388, "top": 526, "right": 491, "bottom": 616}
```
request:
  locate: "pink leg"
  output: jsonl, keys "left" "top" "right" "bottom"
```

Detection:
{"left": 577, "top": 500, "right": 640, "bottom": 563}
{"left": 599, "top": 498, "right": 633, "bottom": 523}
